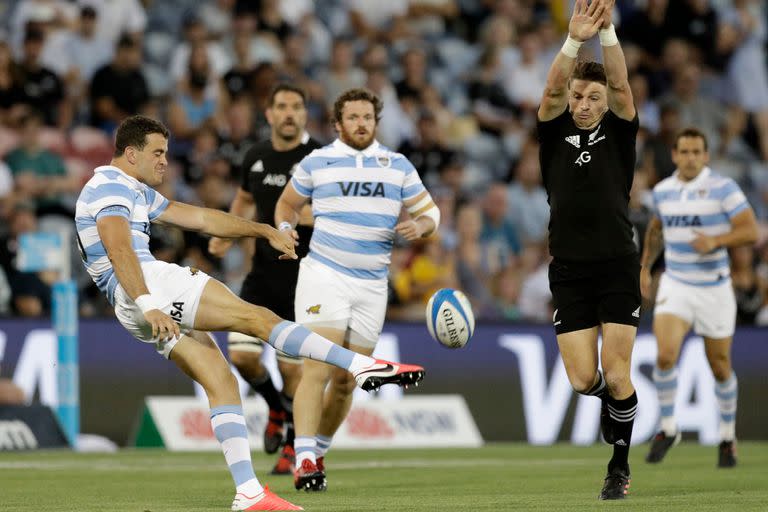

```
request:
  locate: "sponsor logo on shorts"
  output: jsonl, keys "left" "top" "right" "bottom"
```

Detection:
{"left": 632, "top": 306, "right": 640, "bottom": 318}
{"left": 553, "top": 309, "right": 561, "bottom": 327}
{"left": 306, "top": 304, "right": 321, "bottom": 314}
{"left": 170, "top": 301, "right": 185, "bottom": 324}
{"left": 189, "top": 267, "right": 199, "bottom": 276}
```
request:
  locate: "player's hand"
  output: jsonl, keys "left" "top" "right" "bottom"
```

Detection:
{"left": 395, "top": 219, "right": 424, "bottom": 241}
{"left": 269, "top": 227, "right": 298, "bottom": 260}
{"left": 144, "top": 309, "right": 180, "bottom": 341}
{"left": 639, "top": 266, "right": 653, "bottom": 300}
{"left": 208, "top": 237, "right": 233, "bottom": 258}
{"left": 569, "top": 0, "right": 606, "bottom": 42}
{"left": 690, "top": 231, "right": 718, "bottom": 254}
{"left": 600, "top": 0, "right": 615, "bottom": 29}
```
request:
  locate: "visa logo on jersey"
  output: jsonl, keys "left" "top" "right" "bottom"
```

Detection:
{"left": 337, "top": 182, "right": 385, "bottom": 197}
{"left": 664, "top": 215, "right": 702, "bottom": 227}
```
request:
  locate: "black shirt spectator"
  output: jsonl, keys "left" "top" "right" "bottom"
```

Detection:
{"left": 89, "top": 35, "right": 150, "bottom": 132}
{"left": 17, "top": 29, "right": 65, "bottom": 127}
{"left": 397, "top": 111, "right": 456, "bottom": 186}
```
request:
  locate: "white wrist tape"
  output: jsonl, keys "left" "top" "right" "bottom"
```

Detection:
{"left": 599, "top": 24, "right": 618, "bottom": 46}
{"left": 561, "top": 36, "right": 583, "bottom": 58}
{"left": 135, "top": 294, "right": 162, "bottom": 314}
{"left": 278, "top": 221, "right": 293, "bottom": 232}
{"left": 417, "top": 205, "right": 441, "bottom": 236}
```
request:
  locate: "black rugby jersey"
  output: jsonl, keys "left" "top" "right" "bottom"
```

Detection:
{"left": 240, "top": 135, "right": 322, "bottom": 268}
{"left": 537, "top": 109, "right": 639, "bottom": 261}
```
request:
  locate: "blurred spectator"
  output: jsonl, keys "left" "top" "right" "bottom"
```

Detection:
{"left": 731, "top": 244, "right": 766, "bottom": 325}
{"left": 76, "top": 0, "right": 147, "bottom": 46}
{"left": 517, "top": 242, "right": 552, "bottom": 323}
{"left": 318, "top": 38, "right": 366, "bottom": 105}
{"left": 665, "top": 0, "right": 722, "bottom": 70}
{"left": 255, "top": 0, "right": 292, "bottom": 42}
{"left": 54, "top": 5, "right": 113, "bottom": 107}
{"left": 4, "top": 111, "right": 78, "bottom": 217}
{"left": 9, "top": 0, "right": 76, "bottom": 59}
{"left": 167, "top": 43, "right": 229, "bottom": 156}
{"left": 503, "top": 29, "right": 548, "bottom": 115}
{"left": 89, "top": 34, "right": 149, "bottom": 133}
{"left": 223, "top": 30, "right": 255, "bottom": 100}
{"left": 170, "top": 14, "right": 230, "bottom": 86}
{"left": 17, "top": 28, "right": 71, "bottom": 128}
{"left": 345, "top": 0, "right": 410, "bottom": 43}
{"left": 218, "top": 99, "right": 258, "bottom": 182}
{"left": 719, "top": 0, "right": 768, "bottom": 162}
{"left": 406, "top": 0, "right": 459, "bottom": 38}
{"left": 630, "top": 73, "right": 659, "bottom": 134}
{"left": 506, "top": 150, "right": 548, "bottom": 245}
{"left": 395, "top": 47, "right": 429, "bottom": 109}
{"left": 0, "top": 160, "right": 13, "bottom": 219}
{"left": 0, "top": 202, "right": 54, "bottom": 316}
{"left": 454, "top": 202, "right": 496, "bottom": 317}
{"left": 619, "top": 0, "right": 673, "bottom": 65}
{"left": 0, "top": 40, "right": 25, "bottom": 125}
{"left": 640, "top": 103, "right": 681, "bottom": 185}
{"left": 492, "top": 266, "right": 523, "bottom": 321}
{"left": 200, "top": 0, "right": 236, "bottom": 40}
{"left": 397, "top": 110, "right": 456, "bottom": 187}
{"left": 660, "top": 63, "right": 725, "bottom": 161}
{"left": 480, "top": 182, "right": 522, "bottom": 274}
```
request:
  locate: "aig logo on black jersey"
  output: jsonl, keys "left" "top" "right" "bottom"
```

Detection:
{"left": 575, "top": 151, "right": 591, "bottom": 166}
{"left": 263, "top": 174, "right": 287, "bottom": 186}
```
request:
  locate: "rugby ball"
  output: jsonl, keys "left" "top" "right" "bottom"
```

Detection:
{"left": 426, "top": 289, "right": 475, "bottom": 349}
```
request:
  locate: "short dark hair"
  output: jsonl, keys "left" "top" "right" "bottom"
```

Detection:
{"left": 332, "top": 88, "right": 383, "bottom": 124}
{"left": 674, "top": 127, "right": 708, "bottom": 151}
{"left": 114, "top": 115, "right": 170, "bottom": 157}
{"left": 571, "top": 61, "right": 607, "bottom": 85}
{"left": 269, "top": 83, "right": 307, "bottom": 107}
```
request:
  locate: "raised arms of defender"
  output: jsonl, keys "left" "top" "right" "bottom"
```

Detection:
{"left": 598, "top": 1, "right": 635, "bottom": 120}
{"left": 538, "top": 0, "right": 606, "bottom": 121}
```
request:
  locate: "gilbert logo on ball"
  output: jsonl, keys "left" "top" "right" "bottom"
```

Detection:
{"left": 426, "top": 288, "right": 475, "bottom": 349}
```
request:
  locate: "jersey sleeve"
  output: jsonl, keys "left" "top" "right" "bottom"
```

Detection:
{"left": 608, "top": 110, "right": 640, "bottom": 138}
{"left": 720, "top": 179, "right": 750, "bottom": 219}
{"left": 84, "top": 180, "right": 135, "bottom": 219}
{"left": 536, "top": 110, "right": 568, "bottom": 141}
{"left": 145, "top": 187, "right": 170, "bottom": 221}
{"left": 399, "top": 157, "right": 426, "bottom": 200}
{"left": 290, "top": 160, "right": 313, "bottom": 197}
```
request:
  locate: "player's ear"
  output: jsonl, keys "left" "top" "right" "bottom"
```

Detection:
{"left": 125, "top": 146, "right": 137, "bottom": 165}
{"left": 265, "top": 107, "right": 274, "bottom": 125}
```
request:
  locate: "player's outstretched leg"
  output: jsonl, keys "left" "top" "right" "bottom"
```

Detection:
{"left": 196, "top": 281, "right": 426, "bottom": 391}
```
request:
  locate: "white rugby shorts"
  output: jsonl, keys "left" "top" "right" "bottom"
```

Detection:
{"left": 654, "top": 272, "right": 736, "bottom": 339}
{"left": 113, "top": 260, "right": 211, "bottom": 358}
{"left": 294, "top": 256, "right": 388, "bottom": 348}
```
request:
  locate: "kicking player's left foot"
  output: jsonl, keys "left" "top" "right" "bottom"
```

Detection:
{"left": 231, "top": 486, "right": 303, "bottom": 510}
{"left": 270, "top": 444, "right": 295, "bottom": 475}
{"left": 718, "top": 440, "right": 737, "bottom": 468}
{"left": 353, "top": 359, "right": 424, "bottom": 392}
{"left": 645, "top": 430, "right": 681, "bottom": 463}
{"left": 598, "top": 466, "right": 630, "bottom": 500}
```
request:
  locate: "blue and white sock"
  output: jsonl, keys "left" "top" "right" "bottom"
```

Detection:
{"left": 315, "top": 434, "right": 333, "bottom": 459}
{"left": 715, "top": 373, "right": 738, "bottom": 441}
{"left": 295, "top": 436, "right": 317, "bottom": 468}
{"left": 268, "top": 321, "right": 373, "bottom": 373}
{"left": 653, "top": 366, "right": 678, "bottom": 435}
{"left": 211, "top": 405, "right": 263, "bottom": 498}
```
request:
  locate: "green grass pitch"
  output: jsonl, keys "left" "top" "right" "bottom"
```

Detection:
{"left": 2, "top": 443, "right": 767, "bottom": 511}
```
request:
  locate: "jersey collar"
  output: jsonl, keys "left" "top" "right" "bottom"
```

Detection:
{"left": 673, "top": 166, "right": 711, "bottom": 188}
{"left": 332, "top": 138, "right": 381, "bottom": 156}
{"left": 94, "top": 165, "right": 143, "bottom": 189}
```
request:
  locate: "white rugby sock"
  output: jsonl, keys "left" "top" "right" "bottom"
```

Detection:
{"left": 211, "top": 405, "right": 263, "bottom": 498}
{"left": 268, "top": 321, "right": 373, "bottom": 373}
{"left": 295, "top": 436, "right": 317, "bottom": 467}
{"left": 653, "top": 366, "right": 678, "bottom": 436}
{"left": 315, "top": 434, "right": 333, "bottom": 458}
{"left": 715, "top": 373, "right": 738, "bottom": 442}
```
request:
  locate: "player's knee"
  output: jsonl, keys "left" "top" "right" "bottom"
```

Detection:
{"left": 330, "top": 369, "right": 356, "bottom": 395}
{"left": 569, "top": 372, "right": 597, "bottom": 394}
{"left": 603, "top": 368, "right": 631, "bottom": 393}
{"left": 656, "top": 350, "right": 677, "bottom": 371}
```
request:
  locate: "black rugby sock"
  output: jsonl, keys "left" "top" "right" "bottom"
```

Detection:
{"left": 606, "top": 392, "right": 638, "bottom": 472}
{"left": 249, "top": 374, "right": 283, "bottom": 413}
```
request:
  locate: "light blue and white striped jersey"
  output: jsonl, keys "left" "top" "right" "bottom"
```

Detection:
{"left": 75, "top": 165, "right": 169, "bottom": 303}
{"left": 291, "top": 139, "right": 428, "bottom": 279}
{"left": 652, "top": 167, "right": 750, "bottom": 286}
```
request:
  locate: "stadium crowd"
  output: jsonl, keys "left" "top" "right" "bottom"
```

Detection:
{"left": 0, "top": 0, "right": 767, "bottom": 326}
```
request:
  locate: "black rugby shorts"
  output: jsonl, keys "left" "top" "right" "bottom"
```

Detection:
{"left": 548, "top": 253, "right": 641, "bottom": 335}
